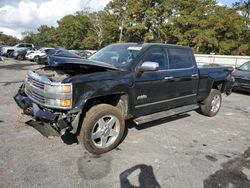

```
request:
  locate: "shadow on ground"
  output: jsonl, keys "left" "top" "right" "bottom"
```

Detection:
{"left": 204, "top": 147, "right": 250, "bottom": 188}
{"left": 61, "top": 132, "right": 78, "bottom": 145}
{"left": 0, "top": 80, "right": 23, "bottom": 86}
{"left": 120, "top": 164, "right": 161, "bottom": 188}
{"left": 0, "top": 62, "right": 36, "bottom": 70}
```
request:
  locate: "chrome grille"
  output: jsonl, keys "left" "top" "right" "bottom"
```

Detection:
{"left": 25, "top": 88, "right": 45, "bottom": 104}
{"left": 25, "top": 70, "right": 46, "bottom": 105}
{"left": 27, "top": 76, "right": 44, "bottom": 89}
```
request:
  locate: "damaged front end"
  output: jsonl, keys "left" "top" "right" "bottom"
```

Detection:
{"left": 14, "top": 70, "right": 81, "bottom": 137}
{"left": 14, "top": 56, "right": 118, "bottom": 137}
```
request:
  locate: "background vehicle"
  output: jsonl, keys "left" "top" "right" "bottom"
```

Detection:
{"left": 37, "top": 48, "right": 81, "bottom": 65}
{"left": 12, "top": 48, "right": 29, "bottom": 60}
{"left": 233, "top": 61, "right": 250, "bottom": 92}
{"left": 26, "top": 48, "right": 54, "bottom": 62}
{"left": 1, "top": 43, "right": 34, "bottom": 57}
{"left": 69, "top": 50, "right": 96, "bottom": 58}
{"left": 14, "top": 43, "right": 234, "bottom": 154}
{"left": 0, "top": 44, "right": 6, "bottom": 55}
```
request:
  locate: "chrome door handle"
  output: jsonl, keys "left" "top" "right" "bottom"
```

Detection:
{"left": 192, "top": 74, "right": 198, "bottom": 77}
{"left": 164, "top": 76, "right": 174, "bottom": 80}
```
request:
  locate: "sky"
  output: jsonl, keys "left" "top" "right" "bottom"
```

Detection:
{"left": 0, "top": 0, "right": 238, "bottom": 39}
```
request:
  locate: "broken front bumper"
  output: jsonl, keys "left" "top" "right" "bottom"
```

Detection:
{"left": 14, "top": 88, "right": 81, "bottom": 137}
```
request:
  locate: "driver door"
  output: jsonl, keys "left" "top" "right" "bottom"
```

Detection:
{"left": 134, "top": 46, "right": 169, "bottom": 116}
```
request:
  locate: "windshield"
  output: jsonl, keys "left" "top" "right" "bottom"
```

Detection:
{"left": 88, "top": 44, "right": 142, "bottom": 68}
{"left": 239, "top": 61, "right": 250, "bottom": 72}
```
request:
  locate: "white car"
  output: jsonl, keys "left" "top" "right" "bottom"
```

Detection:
{"left": 26, "top": 48, "right": 54, "bottom": 62}
{"left": 1, "top": 43, "right": 34, "bottom": 57}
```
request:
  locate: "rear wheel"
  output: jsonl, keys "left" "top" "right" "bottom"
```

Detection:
{"left": 200, "top": 89, "right": 222, "bottom": 117}
{"left": 78, "top": 104, "right": 125, "bottom": 154}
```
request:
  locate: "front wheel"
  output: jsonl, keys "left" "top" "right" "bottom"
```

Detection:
{"left": 200, "top": 89, "right": 222, "bottom": 117}
{"left": 34, "top": 56, "right": 39, "bottom": 62}
{"left": 7, "top": 51, "right": 12, "bottom": 57}
{"left": 78, "top": 104, "right": 125, "bottom": 154}
{"left": 17, "top": 55, "right": 23, "bottom": 60}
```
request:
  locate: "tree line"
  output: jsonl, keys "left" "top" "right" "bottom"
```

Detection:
{"left": 1, "top": 0, "right": 250, "bottom": 55}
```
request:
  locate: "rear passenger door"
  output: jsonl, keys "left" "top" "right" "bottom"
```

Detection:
{"left": 163, "top": 47, "right": 199, "bottom": 108}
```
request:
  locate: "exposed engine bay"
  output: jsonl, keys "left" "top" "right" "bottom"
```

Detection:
{"left": 34, "top": 64, "right": 113, "bottom": 82}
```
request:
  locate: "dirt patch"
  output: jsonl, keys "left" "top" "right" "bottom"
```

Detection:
{"left": 77, "top": 153, "right": 112, "bottom": 180}
{"left": 205, "top": 155, "right": 218, "bottom": 162}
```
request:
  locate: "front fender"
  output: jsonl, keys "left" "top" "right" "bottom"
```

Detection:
{"left": 72, "top": 79, "right": 133, "bottom": 110}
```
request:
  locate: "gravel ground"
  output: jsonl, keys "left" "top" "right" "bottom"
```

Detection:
{"left": 0, "top": 58, "right": 250, "bottom": 188}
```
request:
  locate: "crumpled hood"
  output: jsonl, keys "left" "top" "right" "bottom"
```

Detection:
{"left": 233, "top": 69, "right": 250, "bottom": 80}
{"left": 47, "top": 55, "right": 119, "bottom": 70}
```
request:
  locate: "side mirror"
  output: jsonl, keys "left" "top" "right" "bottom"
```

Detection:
{"left": 138, "top": 61, "right": 159, "bottom": 72}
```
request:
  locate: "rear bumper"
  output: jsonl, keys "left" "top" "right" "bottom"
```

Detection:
{"left": 14, "top": 87, "right": 80, "bottom": 136}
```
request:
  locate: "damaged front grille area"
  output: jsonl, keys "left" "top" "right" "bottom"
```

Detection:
{"left": 24, "top": 70, "right": 72, "bottom": 109}
{"left": 25, "top": 88, "right": 45, "bottom": 104}
{"left": 27, "top": 76, "right": 44, "bottom": 90}
{"left": 25, "top": 70, "right": 49, "bottom": 106}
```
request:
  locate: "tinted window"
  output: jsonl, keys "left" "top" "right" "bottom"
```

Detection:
{"left": 25, "top": 44, "right": 32, "bottom": 48}
{"left": 168, "top": 48, "right": 194, "bottom": 69}
{"left": 89, "top": 44, "right": 142, "bottom": 68}
{"left": 141, "top": 47, "right": 167, "bottom": 69}
{"left": 19, "top": 44, "right": 25, "bottom": 47}
{"left": 239, "top": 61, "right": 250, "bottom": 72}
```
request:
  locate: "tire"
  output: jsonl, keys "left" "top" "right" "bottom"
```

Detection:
{"left": 17, "top": 55, "right": 23, "bottom": 60}
{"left": 7, "top": 51, "right": 12, "bottom": 57}
{"left": 78, "top": 104, "right": 125, "bottom": 154}
{"left": 34, "top": 56, "right": 39, "bottom": 62}
{"left": 200, "top": 89, "right": 222, "bottom": 117}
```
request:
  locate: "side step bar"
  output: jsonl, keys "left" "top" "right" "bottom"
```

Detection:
{"left": 133, "top": 104, "right": 199, "bottom": 125}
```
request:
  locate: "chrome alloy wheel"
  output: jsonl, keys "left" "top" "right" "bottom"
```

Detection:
{"left": 91, "top": 115, "right": 120, "bottom": 148}
{"left": 210, "top": 94, "right": 221, "bottom": 113}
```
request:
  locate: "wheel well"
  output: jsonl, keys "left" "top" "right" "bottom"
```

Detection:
{"left": 7, "top": 49, "right": 14, "bottom": 53}
{"left": 83, "top": 94, "right": 129, "bottom": 117}
{"left": 212, "top": 81, "right": 225, "bottom": 93}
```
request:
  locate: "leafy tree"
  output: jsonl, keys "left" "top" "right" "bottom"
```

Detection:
{"left": 233, "top": 0, "right": 250, "bottom": 55}
{"left": 56, "top": 12, "right": 91, "bottom": 49}
{"left": 0, "top": 32, "right": 19, "bottom": 45}
{"left": 16, "top": 0, "right": 250, "bottom": 55}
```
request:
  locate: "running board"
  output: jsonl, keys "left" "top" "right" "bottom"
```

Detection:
{"left": 133, "top": 104, "right": 199, "bottom": 125}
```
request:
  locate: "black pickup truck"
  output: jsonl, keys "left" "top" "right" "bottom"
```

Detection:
{"left": 14, "top": 43, "right": 234, "bottom": 154}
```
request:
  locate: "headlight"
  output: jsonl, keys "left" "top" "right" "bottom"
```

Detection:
{"left": 45, "top": 98, "right": 72, "bottom": 107}
{"left": 44, "top": 84, "right": 72, "bottom": 93}
{"left": 44, "top": 83, "right": 72, "bottom": 108}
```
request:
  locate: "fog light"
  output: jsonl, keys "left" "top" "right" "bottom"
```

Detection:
{"left": 45, "top": 98, "right": 72, "bottom": 108}
{"left": 60, "top": 99, "right": 71, "bottom": 107}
